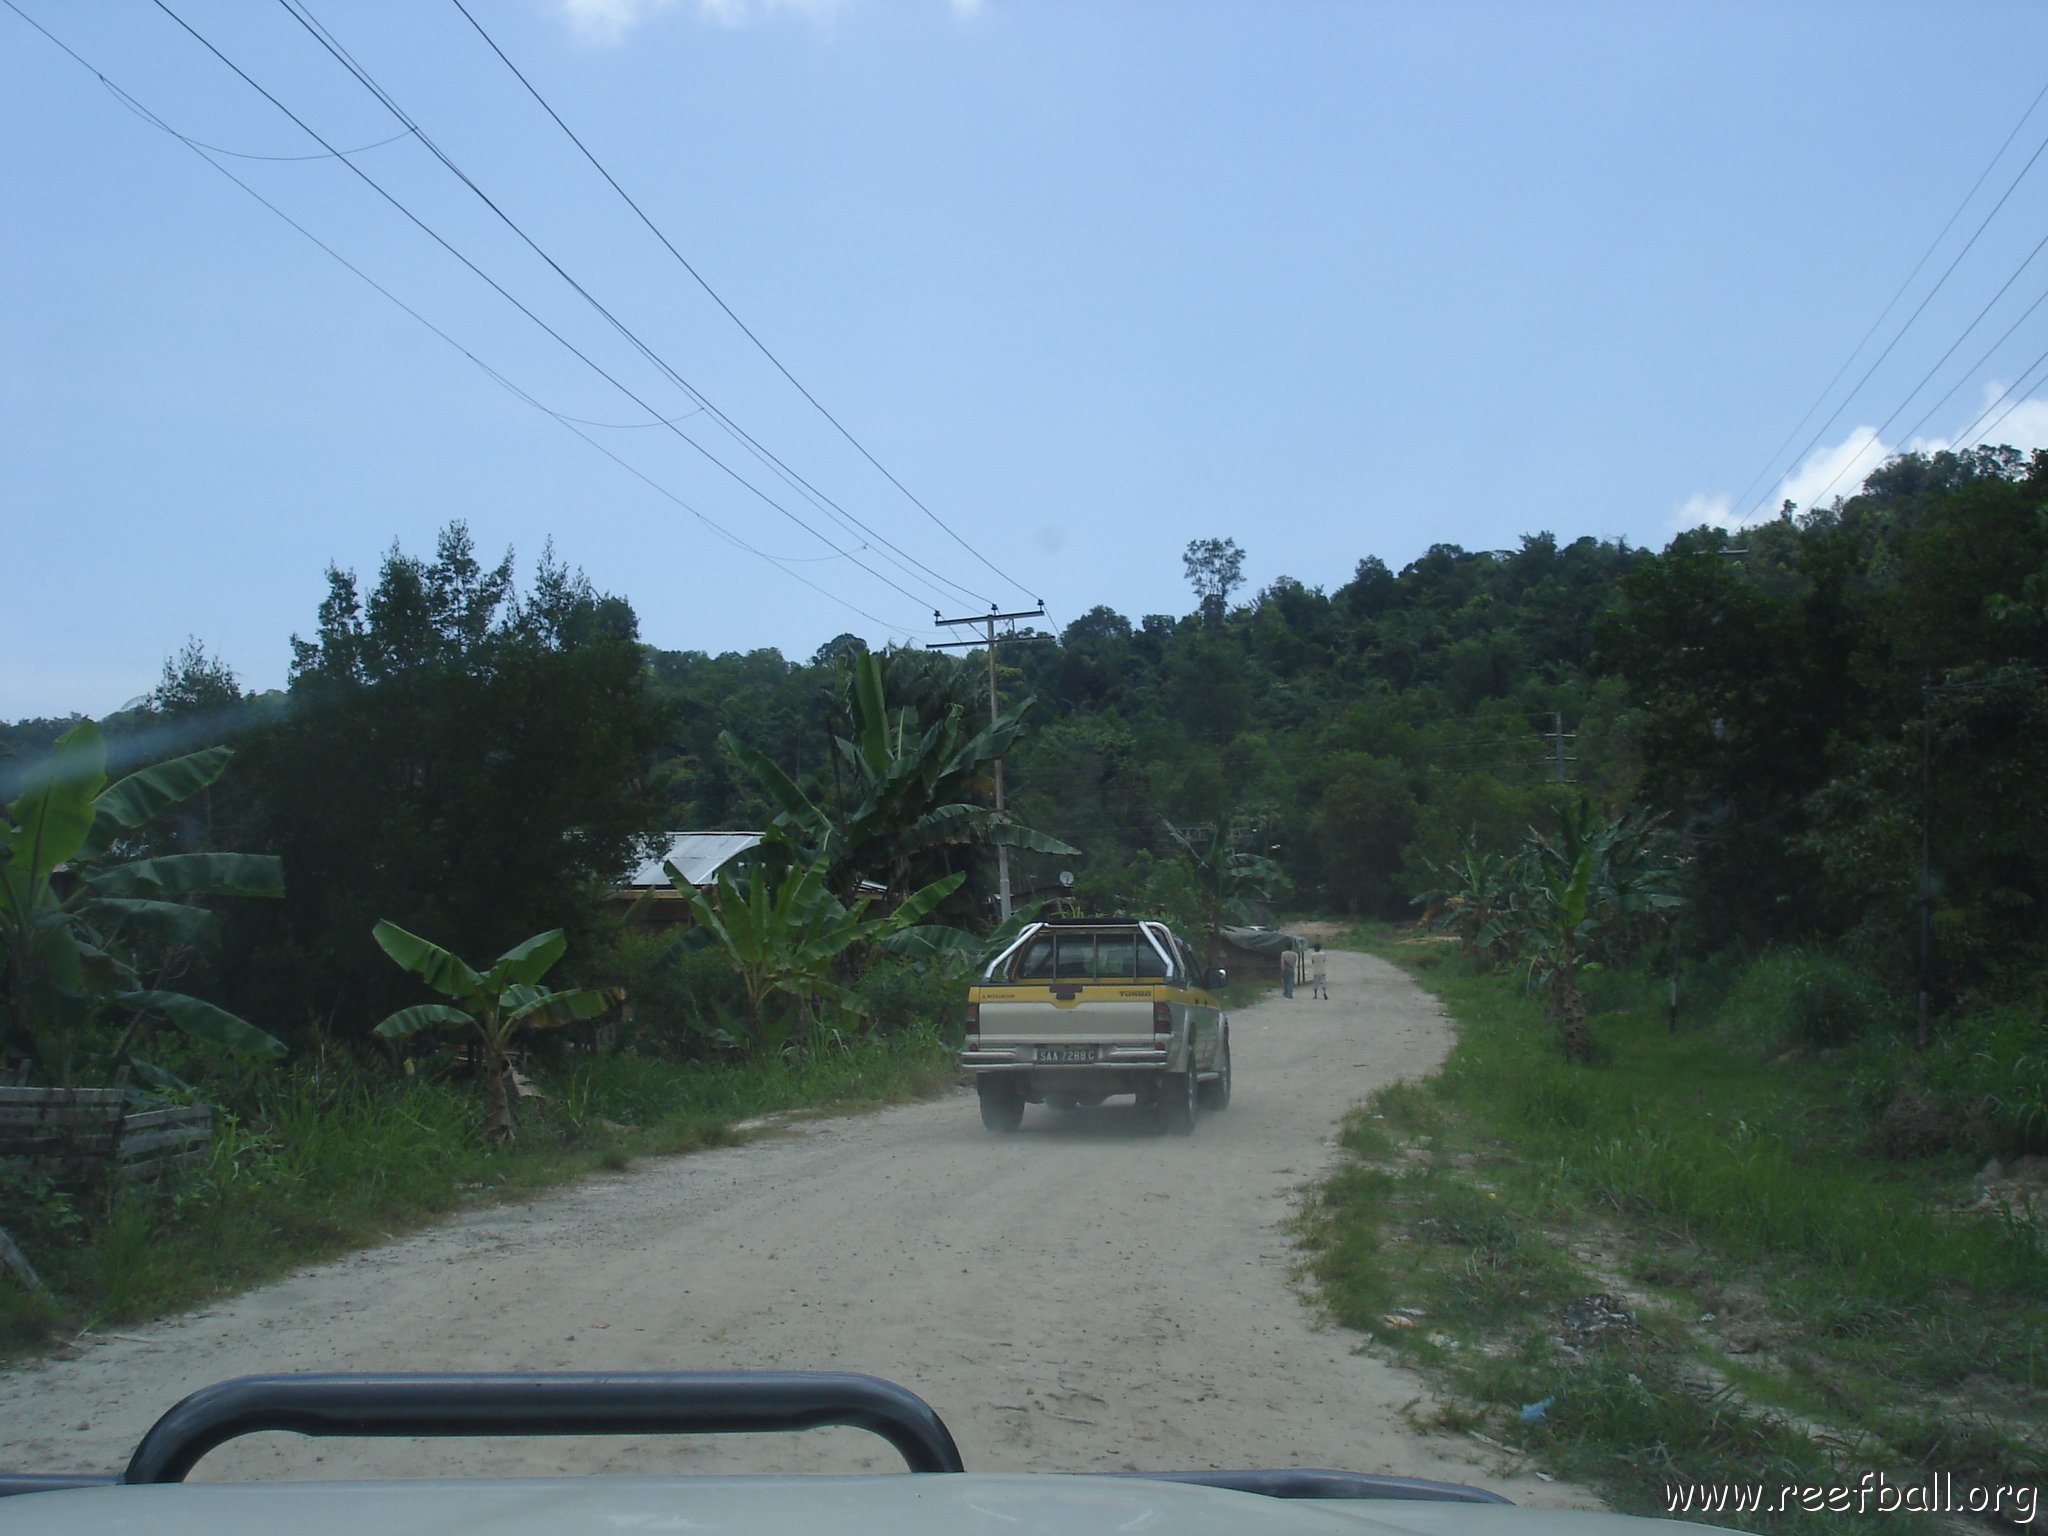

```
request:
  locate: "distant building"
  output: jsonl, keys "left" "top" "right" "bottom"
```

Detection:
{"left": 608, "top": 831, "right": 762, "bottom": 926}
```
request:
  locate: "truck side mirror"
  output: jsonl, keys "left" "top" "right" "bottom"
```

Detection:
{"left": 1205, "top": 968, "right": 1227, "bottom": 992}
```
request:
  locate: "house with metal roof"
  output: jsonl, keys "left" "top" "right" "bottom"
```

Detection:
{"left": 608, "top": 831, "right": 763, "bottom": 925}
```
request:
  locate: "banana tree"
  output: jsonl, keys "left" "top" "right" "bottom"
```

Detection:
{"left": 722, "top": 649, "right": 1073, "bottom": 905}
{"left": 1413, "top": 838, "right": 1514, "bottom": 959}
{"left": 1591, "top": 806, "right": 1688, "bottom": 961}
{"left": 0, "top": 720, "right": 285, "bottom": 1084}
{"left": 371, "top": 923, "right": 621, "bottom": 1143}
{"left": 1483, "top": 845, "right": 1599, "bottom": 1062}
{"left": 1472, "top": 801, "right": 1685, "bottom": 1063}
{"left": 678, "top": 858, "right": 963, "bottom": 1051}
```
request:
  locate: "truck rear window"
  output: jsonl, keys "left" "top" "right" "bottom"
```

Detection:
{"left": 1011, "top": 930, "right": 1164, "bottom": 981}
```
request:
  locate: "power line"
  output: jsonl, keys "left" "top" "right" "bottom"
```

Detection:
{"left": 280, "top": 0, "right": 977, "bottom": 612}
{"left": 95, "top": 86, "right": 416, "bottom": 160}
{"left": 146, "top": 0, "right": 950, "bottom": 622}
{"left": 5, "top": 0, "right": 913, "bottom": 634}
{"left": 1734, "top": 75, "right": 2048, "bottom": 521}
{"left": 1898, "top": 277, "right": 2048, "bottom": 446}
{"left": 1802, "top": 224, "right": 2048, "bottom": 508}
{"left": 279, "top": 0, "right": 992, "bottom": 615}
{"left": 1963, "top": 342, "right": 2048, "bottom": 446}
{"left": 445, "top": 0, "right": 1032, "bottom": 607}
{"left": 1725, "top": 75, "right": 2048, "bottom": 522}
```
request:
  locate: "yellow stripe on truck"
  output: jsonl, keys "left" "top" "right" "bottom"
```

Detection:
{"left": 968, "top": 983, "right": 1214, "bottom": 1005}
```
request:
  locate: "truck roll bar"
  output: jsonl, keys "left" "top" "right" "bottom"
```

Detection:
{"left": 120, "top": 1370, "right": 965, "bottom": 1482}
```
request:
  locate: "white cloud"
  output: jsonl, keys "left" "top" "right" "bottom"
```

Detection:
{"left": 1672, "top": 386, "right": 2048, "bottom": 534}
{"left": 554, "top": 0, "right": 852, "bottom": 43}
{"left": 1675, "top": 491, "right": 1737, "bottom": 532}
{"left": 1774, "top": 426, "right": 1891, "bottom": 516}
{"left": 556, "top": 0, "right": 674, "bottom": 45}
{"left": 695, "top": 0, "right": 851, "bottom": 27}
{"left": 1967, "top": 389, "right": 2048, "bottom": 458}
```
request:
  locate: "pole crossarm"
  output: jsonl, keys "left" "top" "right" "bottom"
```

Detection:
{"left": 922, "top": 606, "right": 1045, "bottom": 921}
{"left": 934, "top": 607, "right": 1050, "bottom": 628}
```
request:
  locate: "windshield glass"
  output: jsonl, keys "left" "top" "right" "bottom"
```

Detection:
{"left": 2, "top": 1, "right": 2043, "bottom": 1513}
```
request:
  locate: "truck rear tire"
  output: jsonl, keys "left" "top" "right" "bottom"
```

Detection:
{"left": 977, "top": 1078, "right": 1024, "bottom": 1132}
{"left": 1155, "top": 1071, "right": 1197, "bottom": 1135}
{"left": 1197, "top": 1036, "right": 1232, "bottom": 1110}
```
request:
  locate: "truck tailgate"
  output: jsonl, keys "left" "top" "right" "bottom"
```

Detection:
{"left": 972, "top": 984, "right": 1162, "bottom": 1040}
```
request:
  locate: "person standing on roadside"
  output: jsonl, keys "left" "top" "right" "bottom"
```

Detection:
{"left": 1280, "top": 944, "right": 1298, "bottom": 998}
{"left": 1308, "top": 942, "right": 1329, "bottom": 999}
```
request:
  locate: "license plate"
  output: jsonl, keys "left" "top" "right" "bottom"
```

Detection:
{"left": 1037, "top": 1045, "right": 1099, "bottom": 1064}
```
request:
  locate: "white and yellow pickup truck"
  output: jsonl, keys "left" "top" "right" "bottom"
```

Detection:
{"left": 960, "top": 917, "right": 1231, "bottom": 1134}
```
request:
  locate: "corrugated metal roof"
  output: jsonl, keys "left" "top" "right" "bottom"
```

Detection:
{"left": 625, "top": 831, "right": 763, "bottom": 890}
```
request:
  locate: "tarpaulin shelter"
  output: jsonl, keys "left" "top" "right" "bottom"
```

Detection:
{"left": 1215, "top": 926, "right": 1308, "bottom": 982}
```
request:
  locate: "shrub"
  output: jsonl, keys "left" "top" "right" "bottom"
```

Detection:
{"left": 595, "top": 928, "right": 748, "bottom": 1057}
{"left": 1923, "top": 996, "right": 2048, "bottom": 1158}
{"left": 854, "top": 956, "right": 965, "bottom": 1037}
{"left": 1720, "top": 947, "right": 1897, "bottom": 1048}
{"left": 1841, "top": 993, "right": 2048, "bottom": 1161}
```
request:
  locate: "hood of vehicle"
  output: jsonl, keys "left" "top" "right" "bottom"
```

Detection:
{"left": 2, "top": 1473, "right": 1702, "bottom": 1536}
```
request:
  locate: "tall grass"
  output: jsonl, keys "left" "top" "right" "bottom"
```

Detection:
{"left": 1717, "top": 948, "right": 1901, "bottom": 1048}
{"left": 1418, "top": 958, "right": 2042, "bottom": 1304}
{"left": 1300, "top": 931, "right": 2045, "bottom": 1529}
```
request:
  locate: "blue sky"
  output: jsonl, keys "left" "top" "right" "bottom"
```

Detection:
{"left": 7, "top": 0, "right": 2048, "bottom": 720}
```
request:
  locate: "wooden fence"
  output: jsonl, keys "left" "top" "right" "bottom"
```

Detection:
{"left": 0, "top": 1086, "right": 213, "bottom": 1183}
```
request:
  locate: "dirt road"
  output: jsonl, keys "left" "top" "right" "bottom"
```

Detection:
{"left": 0, "top": 948, "right": 1593, "bottom": 1505}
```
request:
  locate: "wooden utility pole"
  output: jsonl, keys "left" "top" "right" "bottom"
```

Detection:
{"left": 929, "top": 605, "right": 1046, "bottom": 920}
{"left": 1918, "top": 672, "right": 1933, "bottom": 1052}
{"left": 1547, "top": 712, "right": 1576, "bottom": 783}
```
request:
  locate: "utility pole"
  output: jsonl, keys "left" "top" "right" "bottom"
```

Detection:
{"left": 1918, "top": 673, "right": 1933, "bottom": 1052}
{"left": 929, "top": 604, "right": 1046, "bottom": 921}
{"left": 1546, "top": 712, "right": 1577, "bottom": 783}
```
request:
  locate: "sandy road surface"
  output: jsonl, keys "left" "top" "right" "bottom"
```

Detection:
{"left": 0, "top": 949, "right": 1594, "bottom": 1505}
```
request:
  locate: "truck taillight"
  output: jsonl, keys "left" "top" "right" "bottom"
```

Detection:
{"left": 1152, "top": 1000, "right": 1171, "bottom": 1042}
{"left": 965, "top": 1001, "right": 980, "bottom": 1042}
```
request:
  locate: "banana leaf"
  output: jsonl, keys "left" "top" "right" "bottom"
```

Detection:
{"left": 88, "top": 851, "right": 285, "bottom": 900}
{"left": 874, "top": 923, "right": 981, "bottom": 961}
{"left": 83, "top": 745, "right": 233, "bottom": 857}
{"left": 373, "top": 920, "right": 486, "bottom": 1003}
{"left": 6, "top": 721, "right": 105, "bottom": 884}
{"left": 889, "top": 870, "right": 966, "bottom": 928}
{"left": 372, "top": 1003, "right": 478, "bottom": 1040}
{"left": 503, "top": 986, "right": 622, "bottom": 1031}
{"left": 81, "top": 896, "right": 218, "bottom": 946}
{"left": 116, "top": 988, "right": 286, "bottom": 1057}
{"left": 718, "top": 731, "right": 829, "bottom": 840}
{"left": 487, "top": 929, "right": 568, "bottom": 992}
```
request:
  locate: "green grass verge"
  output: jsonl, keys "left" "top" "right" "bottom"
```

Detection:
{"left": 0, "top": 1027, "right": 956, "bottom": 1357}
{"left": 1217, "top": 972, "right": 1281, "bottom": 1012}
{"left": 1299, "top": 928, "right": 2044, "bottom": 1534}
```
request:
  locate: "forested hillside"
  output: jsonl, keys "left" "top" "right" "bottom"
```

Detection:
{"left": 5, "top": 446, "right": 2045, "bottom": 1051}
{"left": 645, "top": 445, "right": 2048, "bottom": 1012}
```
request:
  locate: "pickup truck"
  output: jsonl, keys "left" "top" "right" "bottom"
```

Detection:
{"left": 960, "top": 917, "right": 1230, "bottom": 1133}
